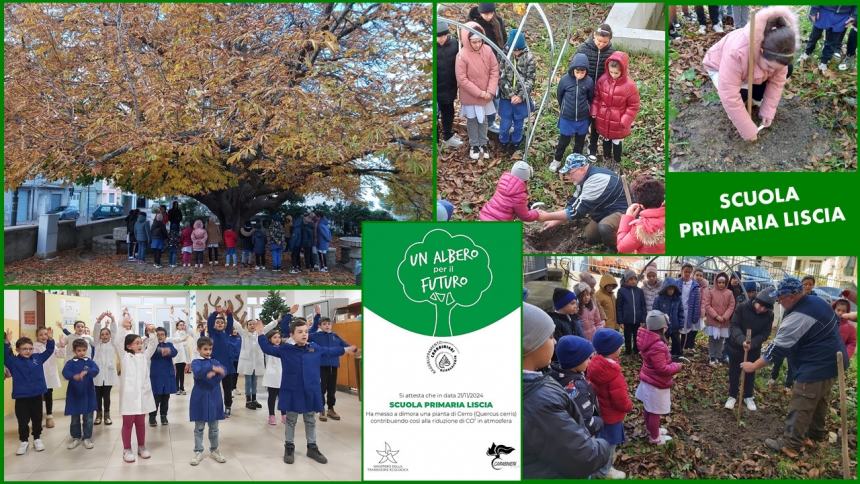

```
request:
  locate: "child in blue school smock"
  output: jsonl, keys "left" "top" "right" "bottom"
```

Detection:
{"left": 62, "top": 339, "right": 100, "bottom": 450}
{"left": 5, "top": 330, "right": 55, "bottom": 455}
{"left": 149, "top": 327, "right": 178, "bottom": 426}
{"left": 207, "top": 307, "right": 237, "bottom": 416}
{"left": 258, "top": 317, "right": 357, "bottom": 465}
{"left": 189, "top": 336, "right": 228, "bottom": 466}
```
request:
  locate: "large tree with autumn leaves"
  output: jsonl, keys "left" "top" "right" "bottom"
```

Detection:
{"left": 4, "top": 3, "right": 432, "bottom": 226}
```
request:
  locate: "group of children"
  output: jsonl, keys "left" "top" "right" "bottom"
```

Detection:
{"left": 524, "top": 301, "right": 681, "bottom": 479}
{"left": 126, "top": 209, "right": 333, "bottom": 273}
{"left": 5, "top": 304, "right": 357, "bottom": 467}
{"left": 437, "top": 4, "right": 641, "bottom": 165}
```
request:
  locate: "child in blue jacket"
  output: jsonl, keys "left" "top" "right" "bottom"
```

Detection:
{"left": 189, "top": 336, "right": 228, "bottom": 466}
{"left": 315, "top": 213, "right": 332, "bottom": 273}
{"left": 62, "top": 339, "right": 100, "bottom": 449}
{"left": 258, "top": 318, "right": 356, "bottom": 465}
{"left": 5, "top": 330, "right": 54, "bottom": 455}
{"left": 309, "top": 315, "right": 354, "bottom": 422}
{"left": 616, "top": 269, "right": 646, "bottom": 355}
{"left": 207, "top": 308, "right": 236, "bottom": 416}
{"left": 149, "top": 327, "right": 178, "bottom": 426}
{"left": 652, "top": 278, "right": 685, "bottom": 358}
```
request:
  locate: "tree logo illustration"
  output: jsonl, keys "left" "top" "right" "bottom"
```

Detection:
{"left": 396, "top": 229, "right": 493, "bottom": 337}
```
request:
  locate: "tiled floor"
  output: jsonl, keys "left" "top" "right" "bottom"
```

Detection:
{"left": 4, "top": 379, "right": 360, "bottom": 481}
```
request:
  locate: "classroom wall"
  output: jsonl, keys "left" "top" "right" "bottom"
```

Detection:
{"left": 4, "top": 291, "right": 20, "bottom": 416}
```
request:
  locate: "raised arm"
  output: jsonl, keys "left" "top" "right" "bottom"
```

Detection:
{"left": 33, "top": 339, "right": 55, "bottom": 366}
{"left": 257, "top": 334, "right": 280, "bottom": 357}
{"left": 262, "top": 319, "right": 279, "bottom": 334}
{"left": 207, "top": 311, "right": 217, "bottom": 334}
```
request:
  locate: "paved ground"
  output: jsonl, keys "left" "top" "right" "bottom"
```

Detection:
{"left": 4, "top": 251, "right": 357, "bottom": 286}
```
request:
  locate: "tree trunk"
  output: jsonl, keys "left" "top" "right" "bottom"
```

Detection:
{"left": 192, "top": 184, "right": 296, "bottom": 230}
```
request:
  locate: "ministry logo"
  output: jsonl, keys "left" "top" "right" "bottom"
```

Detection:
{"left": 487, "top": 442, "right": 517, "bottom": 470}
{"left": 377, "top": 442, "right": 399, "bottom": 464}
{"left": 368, "top": 442, "right": 408, "bottom": 473}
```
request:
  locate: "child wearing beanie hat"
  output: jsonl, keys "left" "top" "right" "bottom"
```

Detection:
{"left": 547, "top": 289, "right": 584, "bottom": 356}
{"left": 635, "top": 310, "right": 682, "bottom": 446}
{"left": 436, "top": 199, "right": 455, "bottom": 221}
{"left": 575, "top": 282, "right": 604, "bottom": 341}
{"left": 523, "top": 306, "right": 611, "bottom": 478}
{"left": 478, "top": 161, "right": 541, "bottom": 222}
{"left": 586, "top": 329, "right": 631, "bottom": 479}
{"left": 549, "top": 336, "right": 603, "bottom": 438}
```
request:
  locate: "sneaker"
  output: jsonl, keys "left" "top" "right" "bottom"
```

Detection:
{"left": 321, "top": 267, "right": 329, "bottom": 273}
{"left": 16, "top": 441, "right": 29, "bottom": 455}
{"left": 319, "top": 412, "right": 328, "bottom": 422}
{"left": 289, "top": 268, "right": 300, "bottom": 274}
{"left": 253, "top": 400, "right": 262, "bottom": 409}
{"left": 46, "top": 415, "right": 55, "bottom": 428}
{"left": 650, "top": 434, "right": 672, "bottom": 445}
{"left": 225, "top": 407, "right": 231, "bottom": 418}
{"left": 268, "top": 415, "right": 277, "bottom": 426}
{"left": 67, "top": 438, "right": 81, "bottom": 449}
{"left": 839, "top": 55, "right": 856, "bottom": 71}
{"left": 138, "top": 446, "right": 151, "bottom": 459}
{"left": 659, "top": 427, "right": 668, "bottom": 436}
{"left": 469, "top": 146, "right": 480, "bottom": 160}
{"left": 306, "top": 444, "right": 328, "bottom": 464}
{"left": 83, "top": 439, "right": 94, "bottom": 449}
{"left": 709, "top": 359, "right": 718, "bottom": 367}
{"left": 190, "top": 451, "right": 204, "bottom": 466}
{"left": 724, "top": 397, "right": 737, "bottom": 409}
{"left": 819, "top": 63, "right": 828, "bottom": 73}
{"left": 246, "top": 401, "right": 256, "bottom": 410}
{"left": 548, "top": 159, "right": 561, "bottom": 172}
{"left": 834, "top": 52, "right": 842, "bottom": 60}
{"left": 698, "top": 25, "right": 706, "bottom": 34}
{"left": 606, "top": 467, "right": 626, "bottom": 479}
{"left": 798, "top": 53, "right": 809, "bottom": 63}
{"left": 713, "top": 23, "right": 723, "bottom": 33}
{"left": 327, "top": 408, "right": 341, "bottom": 421}
{"left": 210, "top": 449, "right": 227, "bottom": 463}
{"left": 488, "top": 120, "right": 500, "bottom": 134}
{"left": 123, "top": 449, "right": 136, "bottom": 463}
{"left": 442, "top": 135, "right": 464, "bottom": 149}
{"left": 33, "top": 438, "right": 45, "bottom": 452}
{"left": 482, "top": 146, "right": 490, "bottom": 159}
{"left": 284, "top": 442, "right": 295, "bottom": 464}
{"left": 161, "top": 415, "right": 168, "bottom": 425}
{"left": 744, "top": 398, "right": 757, "bottom": 411}
{"left": 149, "top": 416, "right": 158, "bottom": 427}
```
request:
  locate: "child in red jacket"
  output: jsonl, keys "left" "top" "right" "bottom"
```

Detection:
{"left": 833, "top": 299, "right": 856, "bottom": 359}
{"left": 616, "top": 175, "right": 665, "bottom": 254}
{"left": 636, "top": 311, "right": 682, "bottom": 445}
{"left": 479, "top": 161, "right": 541, "bottom": 222}
{"left": 591, "top": 51, "right": 640, "bottom": 166}
{"left": 180, "top": 222, "right": 194, "bottom": 268}
{"left": 586, "top": 329, "right": 632, "bottom": 479}
{"left": 222, "top": 225, "right": 238, "bottom": 268}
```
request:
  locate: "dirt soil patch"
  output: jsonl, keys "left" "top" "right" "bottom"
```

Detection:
{"left": 671, "top": 92, "right": 832, "bottom": 172}
{"left": 524, "top": 218, "right": 607, "bottom": 253}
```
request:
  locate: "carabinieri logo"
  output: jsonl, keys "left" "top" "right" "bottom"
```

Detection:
{"left": 486, "top": 442, "right": 516, "bottom": 470}
{"left": 426, "top": 341, "right": 459, "bottom": 374}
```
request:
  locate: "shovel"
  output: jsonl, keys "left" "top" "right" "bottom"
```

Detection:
{"left": 737, "top": 329, "right": 752, "bottom": 423}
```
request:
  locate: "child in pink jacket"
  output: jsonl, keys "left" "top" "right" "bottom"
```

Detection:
{"left": 575, "top": 282, "right": 605, "bottom": 340}
{"left": 456, "top": 22, "right": 500, "bottom": 160}
{"left": 703, "top": 6, "right": 799, "bottom": 141}
{"left": 616, "top": 175, "right": 665, "bottom": 254}
{"left": 701, "top": 272, "right": 736, "bottom": 366}
{"left": 190, "top": 220, "right": 208, "bottom": 268}
{"left": 479, "top": 161, "right": 540, "bottom": 222}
